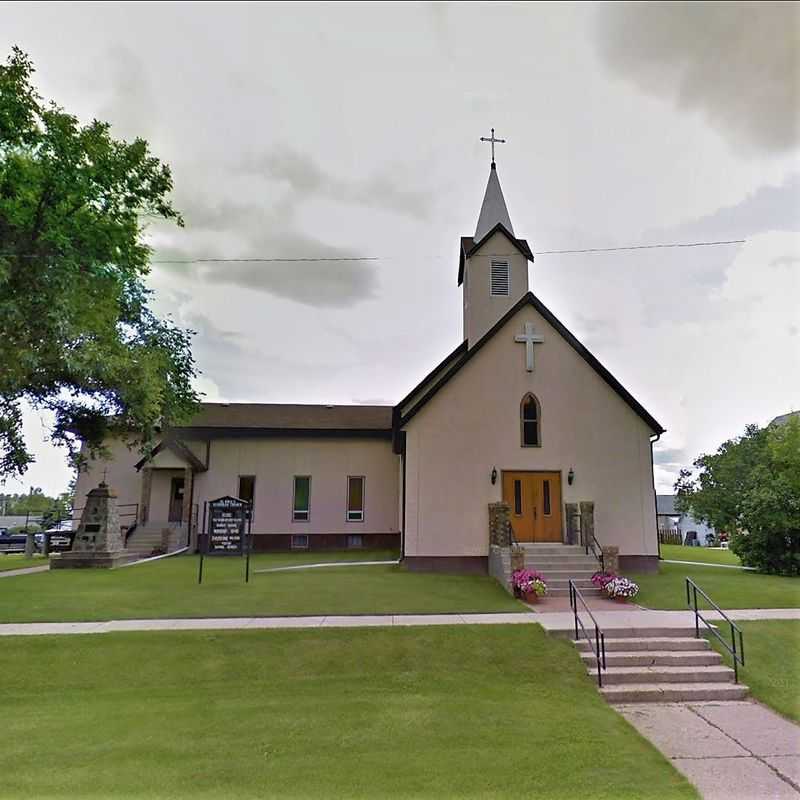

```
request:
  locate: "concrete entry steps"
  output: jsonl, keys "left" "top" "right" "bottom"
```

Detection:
{"left": 570, "top": 627, "right": 749, "bottom": 703}
{"left": 491, "top": 542, "right": 602, "bottom": 596}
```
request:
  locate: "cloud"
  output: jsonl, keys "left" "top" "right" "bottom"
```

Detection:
{"left": 770, "top": 254, "right": 800, "bottom": 269}
{"left": 594, "top": 2, "right": 799, "bottom": 154}
{"left": 242, "top": 146, "right": 433, "bottom": 220}
{"left": 96, "top": 46, "right": 158, "bottom": 141}
{"left": 151, "top": 194, "right": 379, "bottom": 308}
{"left": 652, "top": 446, "right": 688, "bottom": 467}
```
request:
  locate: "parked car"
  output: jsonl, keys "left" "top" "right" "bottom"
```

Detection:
{"left": 0, "top": 528, "right": 29, "bottom": 553}
{"left": 35, "top": 522, "right": 76, "bottom": 553}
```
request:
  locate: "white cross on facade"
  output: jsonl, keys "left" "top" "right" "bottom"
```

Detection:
{"left": 514, "top": 322, "right": 544, "bottom": 372}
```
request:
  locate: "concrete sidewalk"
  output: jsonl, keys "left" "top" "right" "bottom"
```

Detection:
{"left": 0, "top": 607, "right": 798, "bottom": 636}
{"left": 618, "top": 701, "right": 800, "bottom": 799}
{"left": 0, "top": 565, "right": 48, "bottom": 578}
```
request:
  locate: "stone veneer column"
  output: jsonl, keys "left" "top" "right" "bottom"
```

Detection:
{"left": 579, "top": 501, "right": 594, "bottom": 548}
{"left": 565, "top": 502, "right": 579, "bottom": 545}
{"left": 488, "top": 502, "right": 512, "bottom": 547}
{"left": 139, "top": 468, "right": 152, "bottom": 524}
{"left": 181, "top": 467, "right": 194, "bottom": 550}
{"left": 601, "top": 546, "right": 619, "bottom": 574}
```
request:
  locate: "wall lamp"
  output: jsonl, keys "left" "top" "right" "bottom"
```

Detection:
{"left": 568, "top": 468, "right": 575, "bottom": 486}
{"left": 491, "top": 467, "right": 498, "bottom": 485}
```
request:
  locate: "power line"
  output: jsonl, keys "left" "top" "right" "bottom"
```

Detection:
{"left": 537, "top": 239, "right": 745, "bottom": 255}
{"left": 152, "top": 257, "right": 380, "bottom": 263}
{"left": 150, "top": 238, "right": 746, "bottom": 262}
{"left": 1, "top": 238, "right": 747, "bottom": 263}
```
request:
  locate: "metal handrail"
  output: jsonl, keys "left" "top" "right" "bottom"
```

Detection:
{"left": 585, "top": 532, "right": 605, "bottom": 572}
{"left": 685, "top": 577, "right": 745, "bottom": 683}
{"left": 569, "top": 579, "right": 607, "bottom": 687}
{"left": 508, "top": 521, "right": 518, "bottom": 547}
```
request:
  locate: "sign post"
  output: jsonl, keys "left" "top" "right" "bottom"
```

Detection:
{"left": 198, "top": 496, "right": 252, "bottom": 585}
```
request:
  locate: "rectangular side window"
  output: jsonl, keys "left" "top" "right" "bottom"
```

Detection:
{"left": 513, "top": 479, "right": 522, "bottom": 515}
{"left": 347, "top": 534, "right": 363, "bottom": 549}
{"left": 543, "top": 479, "right": 551, "bottom": 516}
{"left": 347, "top": 476, "right": 364, "bottom": 522}
{"left": 291, "top": 534, "right": 309, "bottom": 549}
{"left": 293, "top": 476, "right": 310, "bottom": 522}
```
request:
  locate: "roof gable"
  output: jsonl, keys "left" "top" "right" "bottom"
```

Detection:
{"left": 396, "top": 292, "right": 665, "bottom": 435}
{"left": 458, "top": 224, "right": 533, "bottom": 286}
{"left": 135, "top": 438, "right": 208, "bottom": 472}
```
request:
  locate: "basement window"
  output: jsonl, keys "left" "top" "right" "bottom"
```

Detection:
{"left": 291, "top": 534, "right": 309, "bottom": 550}
{"left": 490, "top": 260, "right": 510, "bottom": 296}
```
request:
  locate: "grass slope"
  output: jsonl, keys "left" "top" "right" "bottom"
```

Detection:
{"left": 632, "top": 562, "right": 800, "bottom": 610}
{"left": 709, "top": 620, "right": 800, "bottom": 722}
{"left": 0, "top": 554, "right": 48, "bottom": 572}
{"left": 1, "top": 626, "right": 697, "bottom": 799}
{"left": 660, "top": 544, "right": 742, "bottom": 567}
{"left": 0, "top": 551, "right": 523, "bottom": 623}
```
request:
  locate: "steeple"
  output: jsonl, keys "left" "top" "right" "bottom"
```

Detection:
{"left": 459, "top": 137, "right": 533, "bottom": 346}
{"left": 474, "top": 164, "right": 514, "bottom": 241}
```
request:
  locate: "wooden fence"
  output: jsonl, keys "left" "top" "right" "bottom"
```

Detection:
{"left": 658, "top": 528, "right": 683, "bottom": 545}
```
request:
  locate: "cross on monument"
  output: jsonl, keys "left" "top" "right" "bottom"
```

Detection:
{"left": 480, "top": 128, "right": 506, "bottom": 164}
{"left": 514, "top": 322, "right": 544, "bottom": 372}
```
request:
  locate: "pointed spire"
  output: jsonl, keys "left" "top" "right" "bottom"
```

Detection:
{"left": 474, "top": 164, "right": 514, "bottom": 241}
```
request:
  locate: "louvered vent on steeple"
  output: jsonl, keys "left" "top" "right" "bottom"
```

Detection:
{"left": 490, "top": 260, "right": 510, "bottom": 296}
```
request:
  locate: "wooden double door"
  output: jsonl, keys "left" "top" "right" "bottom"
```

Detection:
{"left": 501, "top": 471, "right": 562, "bottom": 542}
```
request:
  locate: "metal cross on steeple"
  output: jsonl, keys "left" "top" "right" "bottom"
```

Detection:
{"left": 480, "top": 128, "right": 506, "bottom": 165}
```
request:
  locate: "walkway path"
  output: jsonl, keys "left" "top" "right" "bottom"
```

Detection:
{"left": 662, "top": 559, "right": 755, "bottom": 571}
{"left": 1, "top": 608, "right": 798, "bottom": 636}
{"left": 618, "top": 700, "right": 800, "bottom": 799}
{"left": 0, "top": 565, "right": 48, "bottom": 578}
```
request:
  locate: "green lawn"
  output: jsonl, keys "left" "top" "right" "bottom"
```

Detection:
{"left": 1, "top": 625, "right": 697, "bottom": 799}
{"left": 632, "top": 562, "right": 800, "bottom": 610}
{"left": 660, "top": 544, "right": 742, "bottom": 567}
{"left": 709, "top": 620, "right": 800, "bottom": 722}
{"left": 0, "top": 550, "right": 524, "bottom": 623}
{"left": 0, "top": 553, "right": 48, "bottom": 571}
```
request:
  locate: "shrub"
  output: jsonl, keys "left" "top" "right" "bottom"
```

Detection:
{"left": 591, "top": 571, "right": 616, "bottom": 589}
{"left": 730, "top": 529, "right": 800, "bottom": 576}
{"left": 511, "top": 568, "right": 548, "bottom": 597}
{"left": 605, "top": 577, "right": 639, "bottom": 599}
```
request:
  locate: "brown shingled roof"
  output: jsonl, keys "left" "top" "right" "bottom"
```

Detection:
{"left": 176, "top": 403, "right": 393, "bottom": 431}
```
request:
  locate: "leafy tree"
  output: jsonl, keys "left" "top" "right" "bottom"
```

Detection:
{"left": 0, "top": 47, "right": 198, "bottom": 479}
{"left": 675, "top": 418, "right": 800, "bottom": 575}
{"left": 0, "top": 486, "right": 72, "bottom": 519}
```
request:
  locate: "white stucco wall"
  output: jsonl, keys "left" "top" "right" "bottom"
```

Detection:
{"left": 192, "top": 437, "right": 400, "bottom": 535}
{"left": 74, "top": 438, "right": 142, "bottom": 519}
{"left": 402, "top": 302, "right": 659, "bottom": 558}
{"left": 463, "top": 230, "right": 530, "bottom": 345}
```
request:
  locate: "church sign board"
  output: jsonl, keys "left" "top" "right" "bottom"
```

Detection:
{"left": 198, "top": 496, "right": 252, "bottom": 584}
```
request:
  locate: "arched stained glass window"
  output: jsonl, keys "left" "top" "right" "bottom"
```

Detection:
{"left": 521, "top": 394, "right": 540, "bottom": 447}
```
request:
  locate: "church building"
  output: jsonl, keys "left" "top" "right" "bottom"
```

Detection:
{"left": 75, "top": 152, "right": 664, "bottom": 574}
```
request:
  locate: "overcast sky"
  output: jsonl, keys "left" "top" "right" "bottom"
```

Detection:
{"left": 2, "top": 1, "right": 798, "bottom": 497}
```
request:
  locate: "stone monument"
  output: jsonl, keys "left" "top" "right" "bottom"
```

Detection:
{"left": 51, "top": 481, "right": 131, "bottom": 569}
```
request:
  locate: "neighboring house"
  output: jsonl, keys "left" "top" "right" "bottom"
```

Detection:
{"left": 76, "top": 159, "right": 665, "bottom": 573}
{"left": 656, "top": 495, "right": 716, "bottom": 546}
{"left": 770, "top": 411, "right": 799, "bottom": 427}
{"left": 0, "top": 516, "right": 35, "bottom": 531}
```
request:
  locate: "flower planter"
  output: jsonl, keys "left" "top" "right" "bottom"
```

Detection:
{"left": 612, "top": 595, "right": 628, "bottom": 603}
{"left": 522, "top": 592, "right": 538, "bottom": 603}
